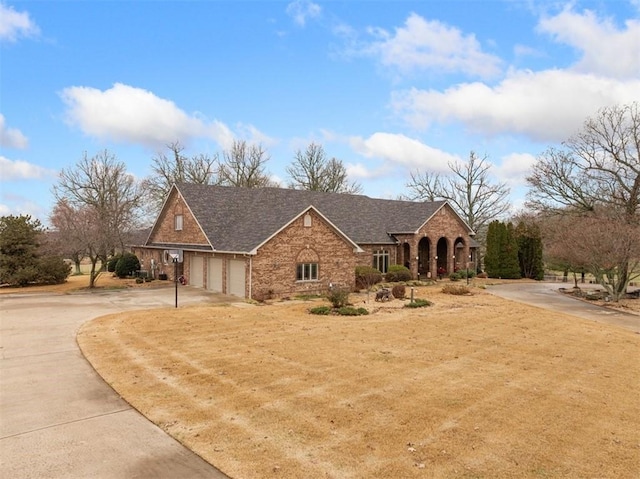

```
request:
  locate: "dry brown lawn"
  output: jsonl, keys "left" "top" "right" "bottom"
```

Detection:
{"left": 77, "top": 284, "right": 640, "bottom": 479}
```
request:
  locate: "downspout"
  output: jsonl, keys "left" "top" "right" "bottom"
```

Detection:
{"left": 248, "top": 255, "right": 252, "bottom": 300}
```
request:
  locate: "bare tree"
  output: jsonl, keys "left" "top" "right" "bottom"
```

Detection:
{"left": 526, "top": 102, "right": 640, "bottom": 299}
{"left": 52, "top": 150, "right": 143, "bottom": 288}
{"left": 406, "top": 151, "right": 511, "bottom": 238}
{"left": 541, "top": 210, "right": 640, "bottom": 300}
{"left": 527, "top": 102, "right": 639, "bottom": 221}
{"left": 218, "top": 140, "right": 276, "bottom": 188}
{"left": 142, "top": 141, "right": 218, "bottom": 215}
{"left": 287, "top": 142, "right": 362, "bottom": 194}
{"left": 48, "top": 199, "right": 86, "bottom": 274}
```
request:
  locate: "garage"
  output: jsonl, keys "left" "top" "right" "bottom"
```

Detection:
{"left": 227, "top": 259, "right": 246, "bottom": 297}
{"left": 207, "top": 257, "right": 223, "bottom": 292}
{"left": 190, "top": 256, "right": 204, "bottom": 288}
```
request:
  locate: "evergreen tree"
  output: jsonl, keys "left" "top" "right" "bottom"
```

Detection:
{"left": 484, "top": 220, "right": 501, "bottom": 276}
{"left": 0, "top": 215, "right": 42, "bottom": 285}
{"left": 484, "top": 220, "right": 521, "bottom": 279}
{"left": 516, "top": 221, "right": 544, "bottom": 280}
{"left": 0, "top": 215, "right": 70, "bottom": 286}
{"left": 503, "top": 223, "right": 522, "bottom": 279}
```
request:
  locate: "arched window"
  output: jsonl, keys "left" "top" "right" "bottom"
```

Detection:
{"left": 296, "top": 247, "right": 319, "bottom": 281}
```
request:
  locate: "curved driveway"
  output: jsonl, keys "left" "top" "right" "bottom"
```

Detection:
{"left": 487, "top": 282, "right": 640, "bottom": 333}
{"left": 0, "top": 286, "right": 230, "bottom": 479}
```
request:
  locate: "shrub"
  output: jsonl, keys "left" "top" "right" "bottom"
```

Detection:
{"left": 442, "top": 284, "right": 471, "bottom": 295}
{"left": 310, "top": 306, "right": 332, "bottom": 315}
{"left": 405, "top": 298, "right": 432, "bottom": 308}
{"left": 355, "top": 266, "right": 383, "bottom": 290}
{"left": 36, "top": 256, "right": 71, "bottom": 284}
{"left": 385, "top": 264, "right": 412, "bottom": 282}
{"left": 391, "top": 284, "right": 406, "bottom": 299}
{"left": 135, "top": 277, "right": 144, "bottom": 284}
{"left": 115, "top": 252, "right": 140, "bottom": 278}
{"left": 327, "top": 286, "right": 350, "bottom": 308}
{"left": 8, "top": 265, "right": 39, "bottom": 287}
{"left": 455, "top": 269, "right": 476, "bottom": 279}
{"left": 106, "top": 254, "right": 121, "bottom": 273}
{"left": 337, "top": 306, "right": 369, "bottom": 316}
{"left": 449, "top": 272, "right": 462, "bottom": 282}
{"left": 477, "top": 272, "right": 488, "bottom": 278}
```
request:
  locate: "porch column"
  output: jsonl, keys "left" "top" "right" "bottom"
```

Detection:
{"left": 448, "top": 238, "right": 455, "bottom": 274}
{"left": 410, "top": 239, "right": 419, "bottom": 279}
{"left": 430, "top": 237, "right": 438, "bottom": 280}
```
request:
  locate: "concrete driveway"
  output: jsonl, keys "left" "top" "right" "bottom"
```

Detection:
{"left": 0, "top": 285, "right": 231, "bottom": 479}
{"left": 487, "top": 282, "right": 640, "bottom": 333}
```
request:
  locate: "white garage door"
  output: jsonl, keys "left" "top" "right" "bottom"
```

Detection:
{"left": 207, "top": 257, "right": 223, "bottom": 292}
{"left": 227, "top": 259, "right": 246, "bottom": 297}
{"left": 190, "top": 256, "right": 204, "bottom": 288}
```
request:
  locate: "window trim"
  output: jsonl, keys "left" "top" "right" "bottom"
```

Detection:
{"left": 296, "top": 262, "right": 319, "bottom": 282}
{"left": 174, "top": 214, "right": 183, "bottom": 231}
{"left": 372, "top": 249, "right": 390, "bottom": 274}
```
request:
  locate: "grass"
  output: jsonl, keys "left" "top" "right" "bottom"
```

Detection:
{"left": 77, "top": 284, "right": 640, "bottom": 479}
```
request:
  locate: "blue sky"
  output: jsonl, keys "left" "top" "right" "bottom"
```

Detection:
{"left": 1, "top": 0, "right": 639, "bottom": 225}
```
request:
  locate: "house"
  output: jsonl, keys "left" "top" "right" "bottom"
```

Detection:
{"left": 132, "top": 183, "right": 477, "bottom": 299}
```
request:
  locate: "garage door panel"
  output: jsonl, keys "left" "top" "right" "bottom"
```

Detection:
{"left": 207, "top": 258, "right": 222, "bottom": 292}
{"left": 190, "top": 256, "right": 204, "bottom": 288}
{"left": 228, "top": 259, "right": 245, "bottom": 297}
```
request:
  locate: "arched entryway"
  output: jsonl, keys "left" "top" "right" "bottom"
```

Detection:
{"left": 436, "top": 237, "right": 448, "bottom": 278}
{"left": 417, "top": 237, "right": 430, "bottom": 278}
{"left": 402, "top": 243, "right": 411, "bottom": 269}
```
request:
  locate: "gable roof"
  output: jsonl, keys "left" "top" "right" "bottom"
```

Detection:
{"left": 156, "top": 184, "right": 472, "bottom": 253}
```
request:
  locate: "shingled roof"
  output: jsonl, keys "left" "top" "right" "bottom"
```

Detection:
{"left": 159, "top": 184, "right": 467, "bottom": 253}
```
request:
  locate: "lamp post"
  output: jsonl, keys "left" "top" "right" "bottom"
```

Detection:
{"left": 173, "top": 257, "right": 179, "bottom": 308}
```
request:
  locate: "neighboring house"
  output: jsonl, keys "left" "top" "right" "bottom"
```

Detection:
{"left": 132, "top": 184, "right": 477, "bottom": 299}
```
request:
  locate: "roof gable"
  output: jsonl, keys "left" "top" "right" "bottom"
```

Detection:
{"left": 250, "top": 205, "right": 364, "bottom": 254}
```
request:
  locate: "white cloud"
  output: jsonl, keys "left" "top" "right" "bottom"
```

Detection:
{"left": 60, "top": 83, "right": 271, "bottom": 149}
{"left": 362, "top": 13, "right": 502, "bottom": 79}
{"left": 386, "top": 7, "right": 639, "bottom": 144}
{"left": 391, "top": 69, "right": 640, "bottom": 142}
{"left": 538, "top": 8, "right": 640, "bottom": 79}
{"left": 286, "top": 1, "right": 321, "bottom": 27}
{"left": 0, "top": 2, "right": 39, "bottom": 42}
{"left": 0, "top": 155, "right": 53, "bottom": 181}
{"left": 0, "top": 114, "right": 28, "bottom": 148}
{"left": 349, "top": 132, "right": 459, "bottom": 173}
{"left": 345, "top": 162, "right": 382, "bottom": 180}
{"left": 494, "top": 152, "right": 537, "bottom": 188}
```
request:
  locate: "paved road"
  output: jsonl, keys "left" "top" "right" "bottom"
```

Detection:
{"left": 487, "top": 282, "right": 640, "bottom": 333}
{"left": 0, "top": 286, "right": 231, "bottom": 479}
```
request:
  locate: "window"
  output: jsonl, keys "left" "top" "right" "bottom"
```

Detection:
{"left": 174, "top": 214, "right": 183, "bottom": 231}
{"left": 303, "top": 213, "right": 312, "bottom": 227}
{"left": 297, "top": 263, "right": 318, "bottom": 281}
{"left": 372, "top": 249, "right": 389, "bottom": 273}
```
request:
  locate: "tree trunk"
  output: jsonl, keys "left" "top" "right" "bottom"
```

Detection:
{"left": 88, "top": 257, "right": 100, "bottom": 288}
